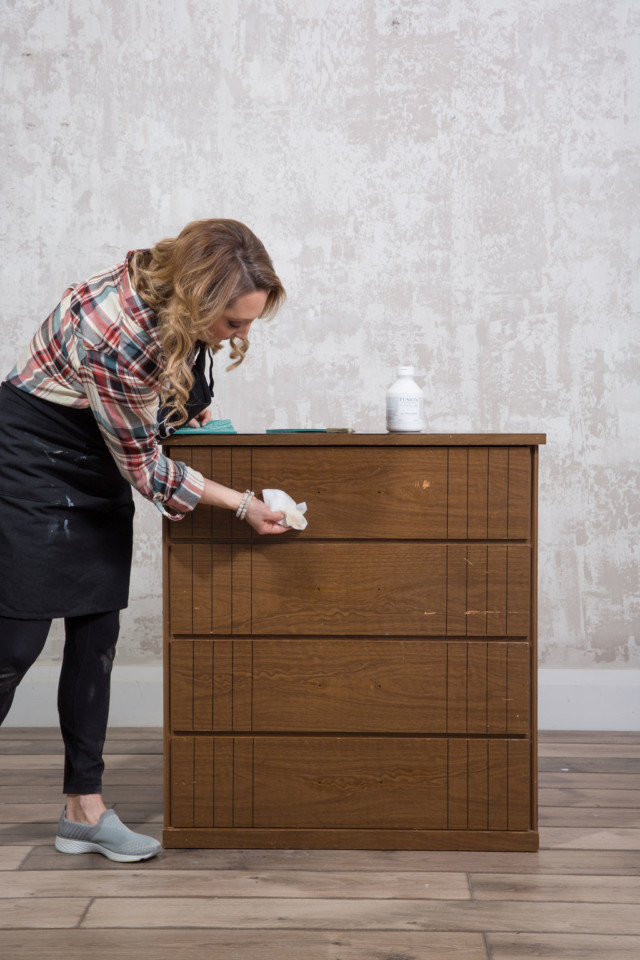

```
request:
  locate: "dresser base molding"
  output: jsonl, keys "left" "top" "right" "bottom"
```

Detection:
{"left": 162, "top": 827, "right": 539, "bottom": 852}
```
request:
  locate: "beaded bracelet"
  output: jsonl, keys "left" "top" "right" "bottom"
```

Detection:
{"left": 235, "top": 489, "right": 254, "bottom": 521}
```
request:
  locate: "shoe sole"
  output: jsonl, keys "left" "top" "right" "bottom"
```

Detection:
{"left": 55, "top": 835, "right": 159, "bottom": 863}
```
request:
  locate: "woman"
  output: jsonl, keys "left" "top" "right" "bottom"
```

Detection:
{"left": 0, "top": 219, "right": 288, "bottom": 861}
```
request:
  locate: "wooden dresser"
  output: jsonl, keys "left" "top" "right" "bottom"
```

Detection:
{"left": 162, "top": 433, "right": 544, "bottom": 851}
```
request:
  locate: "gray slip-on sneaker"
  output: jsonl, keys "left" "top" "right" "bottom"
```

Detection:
{"left": 55, "top": 808, "right": 162, "bottom": 862}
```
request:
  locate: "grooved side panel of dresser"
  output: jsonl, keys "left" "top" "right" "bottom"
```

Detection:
{"left": 162, "top": 438, "right": 541, "bottom": 851}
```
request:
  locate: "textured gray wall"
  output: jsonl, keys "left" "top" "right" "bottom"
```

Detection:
{"left": 1, "top": 0, "right": 638, "bottom": 671}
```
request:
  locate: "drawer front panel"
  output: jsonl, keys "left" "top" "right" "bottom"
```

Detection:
{"left": 168, "top": 542, "right": 531, "bottom": 636}
{"left": 169, "top": 736, "right": 530, "bottom": 831}
{"left": 170, "top": 639, "right": 530, "bottom": 735}
{"left": 167, "top": 445, "right": 531, "bottom": 541}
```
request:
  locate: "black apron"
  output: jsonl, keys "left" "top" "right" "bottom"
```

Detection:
{"left": 0, "top": 382, "right": 134, "bottom": 619}
{"left": 156, "top": 343, "right": 214, "bottom": 439}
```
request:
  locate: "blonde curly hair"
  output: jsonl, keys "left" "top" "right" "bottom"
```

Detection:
{"left": 129, "top": 219, "right": 285, "bottom": 429}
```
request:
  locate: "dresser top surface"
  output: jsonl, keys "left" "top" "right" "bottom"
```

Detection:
{"left": 163, "top": 432, "right": 546, "bottom": 448}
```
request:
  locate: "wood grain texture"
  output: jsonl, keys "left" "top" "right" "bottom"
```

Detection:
{"left": 169, "top": 447, "right": 234, "bottom": 541}
{"left": 0, "top": 898, "right": 91, "bottom": 928}
{"left": 539, "top": 787, "right": 640, "bottom": 808}
{"left": 0, "top": 931, "right": 489, "bottom": 960}
{"left": 253, "top": 737, "right": 449, "bottom": 830}
{"left": 81, "top": 896, "right": 640, "bottom": 933}
{"left": 246, "top": 542, "right": 530, "bottom": 637}
{"left": 254, "top": 445, "right": 451, "bottom": 540}
{"left": 194, "top": 737, "right": 214, "bottom": 828}
{"left": 169, "top": 543, "right": 233, "bottom": 634}
{"left": 471, "top": 873, "right": 640, "bottom": 902}
{"left": 487, "top": 934, "right": 640, "bottom": 959}
{"left": 0, "top": 869, "right": 473, "bottom": 899}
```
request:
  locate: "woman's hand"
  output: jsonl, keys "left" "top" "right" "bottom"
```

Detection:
{"left": 188, "top": 409, "right": 213, "bottom": 428}
{"left": 199, "top": 480, "right": 289, "bottom": 535}
{"left": 245, "top": 496, "right": 289, "bottom": 535}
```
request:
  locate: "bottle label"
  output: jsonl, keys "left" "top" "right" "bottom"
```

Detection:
{"left": 386, "top": 395, "right": 423, "bottom": 431}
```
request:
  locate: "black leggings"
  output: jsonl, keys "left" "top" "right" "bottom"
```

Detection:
{"left": 0, "top": 611, "right": 120, "bottom": 793}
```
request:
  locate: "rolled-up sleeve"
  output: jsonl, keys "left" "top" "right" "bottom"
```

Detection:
{"left": 79, "top": 347, "right": 205, "bottom": 520}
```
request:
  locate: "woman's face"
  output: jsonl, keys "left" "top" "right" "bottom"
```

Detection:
{"left": 207, "top": 289, "right": 268, "bottom": 346}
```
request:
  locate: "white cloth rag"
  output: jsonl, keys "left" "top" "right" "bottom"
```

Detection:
{"left": 262, "top": 489, "right": 308, "bottom": 530}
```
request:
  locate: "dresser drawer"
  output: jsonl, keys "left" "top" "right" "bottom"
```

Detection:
{"left": 167, "top": 445, "right": 532, "bottom": 541}
{"left": 169, "top": 638, "right": 530, "bottom": 735}
{"left": 168, "top": 541, "right": 531, "bottom": 636}
{"left": 169, "top": 735, "right": 531, "bottom": 831}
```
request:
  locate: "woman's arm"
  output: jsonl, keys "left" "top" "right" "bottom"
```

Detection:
{"left": 80, "top": 350, "right": 287, "bottom": 533}
{"left": 200, "top": 479, "right": 288, "bottom": 535}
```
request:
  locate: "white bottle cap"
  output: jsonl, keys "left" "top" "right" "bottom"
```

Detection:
{"left": 397, "top": 365, "right": 415, "bottom": 377}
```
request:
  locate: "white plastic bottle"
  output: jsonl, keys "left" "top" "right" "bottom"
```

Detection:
{"left": 386, "top": 366, "right": 424, "bottom": 433}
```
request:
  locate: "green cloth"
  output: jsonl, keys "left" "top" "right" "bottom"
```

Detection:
{"left": 174, "top": 420, "right": 237, "bottom": 435}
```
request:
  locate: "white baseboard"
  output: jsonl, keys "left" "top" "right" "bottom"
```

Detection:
{"left": 5, "top": 664, "right": 163, "bottom": 727}
{"left": 3, "top": 664, "right": 639, "bottom": 731}
{"left": 538, "top": 668, "right": 640, "bottom": 731}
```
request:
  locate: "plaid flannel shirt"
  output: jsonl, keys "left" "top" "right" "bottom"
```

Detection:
{"left": 7, "top": 253, "right": 205, "bottom": 519}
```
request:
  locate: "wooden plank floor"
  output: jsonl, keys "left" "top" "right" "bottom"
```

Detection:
{"left": 0, "top": 729, "right": 639, "bottom": 959}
